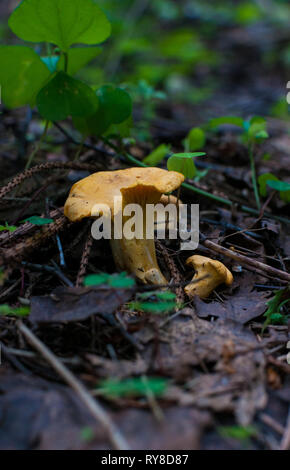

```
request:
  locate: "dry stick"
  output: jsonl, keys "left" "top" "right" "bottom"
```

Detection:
{"left": 0, "top": 211, "right": 69, "bottom": 266}
{"left": 17, "top": 321, "right": 130, "bottom": 450}
{"left": 280, "top": 407, "right": 290, "bottom": 450}
{"left": 156, "top": 239, "right": 185, "bottom": 303}
{"left": 200, "top": 234, "right": 290, "bottom": 283}
{"left": 76, "top": 230, "right": 93, "bottom": 287}
{"left": 0, "top": 208, "right": 63, "bottom": 246}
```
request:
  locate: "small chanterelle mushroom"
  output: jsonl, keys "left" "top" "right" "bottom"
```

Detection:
{"left": 184, "top": 255, "right": 233, "bottom": 298}
{"left": 64, "top": 167, "right": 184, "bottom": 285}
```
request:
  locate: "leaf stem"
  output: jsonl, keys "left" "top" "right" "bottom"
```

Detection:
{"left": 73, "top": 138, "right": 85, "bottom": 161}
{"left": 63, "top": 52, "right": 69, "bottom": 73}
{"left": 249, "top": 142, "right": 261, "bottom": 210}
{"left": 25, "top": 120, "right": 49, "bottom": 171}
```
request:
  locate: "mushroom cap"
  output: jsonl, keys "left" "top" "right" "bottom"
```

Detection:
{"left": 186, "top": 255, "right": 233, "bottom": 285}
{"left": 64, "top": 167, "right": 184, "bottom": 222}
{"left": 185, "top": 255, "right": 234, "bottom": 298}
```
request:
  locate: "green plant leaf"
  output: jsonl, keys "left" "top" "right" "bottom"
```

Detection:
{"left": 263, "top": 288, "right": 290, "bottom": 329}
{"left": 97, "top": 377, "right": 168, "bottom": 398}
{"left": 57, "top": 46, "right": 102, "bottom": 75}
{"left": 97, "top": 85, "right": 132, "bottom": 125}
{"left": 184, "top": 127, "right": 206, "bottom": 151}
{"left": 280, "top": 191, "right": 290, "bottom": 203}
{"left": 74, "top": 85, "right": 132, "bottom": 137}
{"left": 218, "top": 425, "right": 257, "bottom": 441}
{"left": 267, "top": 180, "right": 290, "bottom": 192}
{"left": 23, "top": 216, "right": 54, "bottom": 225}
{"left": 248, "top": 116, "right": 268, "bottom": 140}
{"left": 137, "top": 291, "right": 176, "bottom": 301}
{"left": 104, "top": 116, "right": 133, "bottom": 139}
{"left": 83, "top": 272, "right": 135, "bottom": 289}
{"left": 84, "top": 273, "right": 110, "bottom": 286}
{"left": 0, "top": 46, "right": 51, "bottom": 108}
{"left": 0, "top": 223, "right": 18, "bottom": 232}
{"left": 9, "top": 0, "right": 111, "bottom": 52}
{"left": 258, "top": 173, "right": 278, "bottom": 197}
{"left": 167, "top": 152, "right": 205, "bottom": 179}
{"left": 37, "top": 71, "right": 98, "bottom": 121}
{"left": 258, "top": 174, "right": 290, "bottom": 203}
{"left": 0, "top": 304, "right": 30, "bottom": 317}
{"left": 143, "top": 144, "right": 171, "bottom": 166}
{"left": 209, "top": 116, "right": 244, "bottom": 129}
{"left": 130, "top": 301, "right": 177, "bottom": 314}
{"left": 41, "top": 47, "right": 102, "bottom": 75}
{"left": 235, "top": 2, "right": 262, "bottom": 25}
{"left": 155, "top": 291, "right": 176, "bottom": 301}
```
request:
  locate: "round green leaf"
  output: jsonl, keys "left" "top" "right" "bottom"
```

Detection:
{"left": 267, "top": 180, "right": 290, "bottom": 192}
{"left": 167, "top": 153, "right": 205, "bottom": 179}
{"left": 84, "top": 273, "right": 110, "bottom": 286}
{"left": 23, "top": 216, "right": 53, "bottom": 225}
{"left": 167, "top": 156, "right": 196, "bottom": 179}
{"left": 36, "top": 71, "right": 98, "bottom": 121}
{"left": 74, "top": 85, "right": 132, "bottom": 137}
{"left": 170, "top": 152, "right": 206, "bottom": 159}
{"left": 0, "top": 46, "right": 51, "bottom": 108}
{"left": 185, "top": 127, "right": 206, "bottom": 151}
{"left": 9, "top": 0, "right": 111, "bottom": 51}
{"left": 143, "top": 144, "right": 171, "bottom": 166}
{"left": 97, "top": 85, "right": 133, "bottom": 124}
{"left": 209, "top": 116, "right": 244, "bottom": 129}
{"left": 258, "top": 173, "right": 278, "bottom": 197}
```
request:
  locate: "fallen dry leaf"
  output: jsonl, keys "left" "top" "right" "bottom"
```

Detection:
{"left": 193, "top": 288, "right": 270, "bottom": 324}
{"left": 30, "top": 286, "right": 133, "bottom": 323}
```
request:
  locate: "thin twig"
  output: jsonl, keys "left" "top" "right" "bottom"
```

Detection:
{"left": 248, "top": 142, "right": 261, "bottom": 210}
{"left": 156, "top": 239, "right": 185, "bottom": 303}
{"left": 17, "top": 321, "right": 130, "bottom": 450}
{"left": 200, "top": 233, "right": 290, "bottom": 283}
{"left": 0, "top": 162, "right": 98, "bottom": 201}
{"left": 22, "top": 261, "right": 73, "bottom": 287}
{"left": 0, "top": 340, "right": 32, "bottom": 374}
{"left": 0, "top": 210, "right": 69, "bottom": 266}
{"left": 76, "top": 230, "right": 93, "bottom": 287}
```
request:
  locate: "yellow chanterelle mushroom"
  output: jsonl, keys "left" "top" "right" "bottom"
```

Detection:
{"left": 64, "top": 167, "right": 184, "bottom": 285}
{"left": 184, "top": 255, "right": 233, "bottom": 298}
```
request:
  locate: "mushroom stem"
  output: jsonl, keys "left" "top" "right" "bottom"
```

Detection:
{"left": 110, "top": 237, "right": 167, "bottom": 285}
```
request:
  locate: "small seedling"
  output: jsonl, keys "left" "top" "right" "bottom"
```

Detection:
{"left": 143, "top": 144, "right": 171, "bottom": 166}
{"left": 22, "top": 216, "right": 54, "bottom": 226}
{"left": 183, "top": 127, "right": 206, "bottom": 152}
{"left": 129, "top": 290, "right": 182, "bottom": 315}
{"left": 84, "top": 272, "right": 135, "bottom": 289}
{"left": 0, "top": 304, "right": 30, "bottom": 317}
{"left": 167, "top": 152, "right": 206, "bottom": 179}
{"left": 96, "top": 377, "right": 168, "bottom": 398}
{"left": 0, "top": 222, "right": 18, "bottom": 232}
{"left": 209, "top": 115, "right": 269, "bottom": 209}
{"left": 258, "top": 173, "right": 290, "bottom": 203}
{"left": 218, "top": 425, "right": 257, "bottom": 443}
{"left": 263, "top": 288, "right": 290, "bottom": 329}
